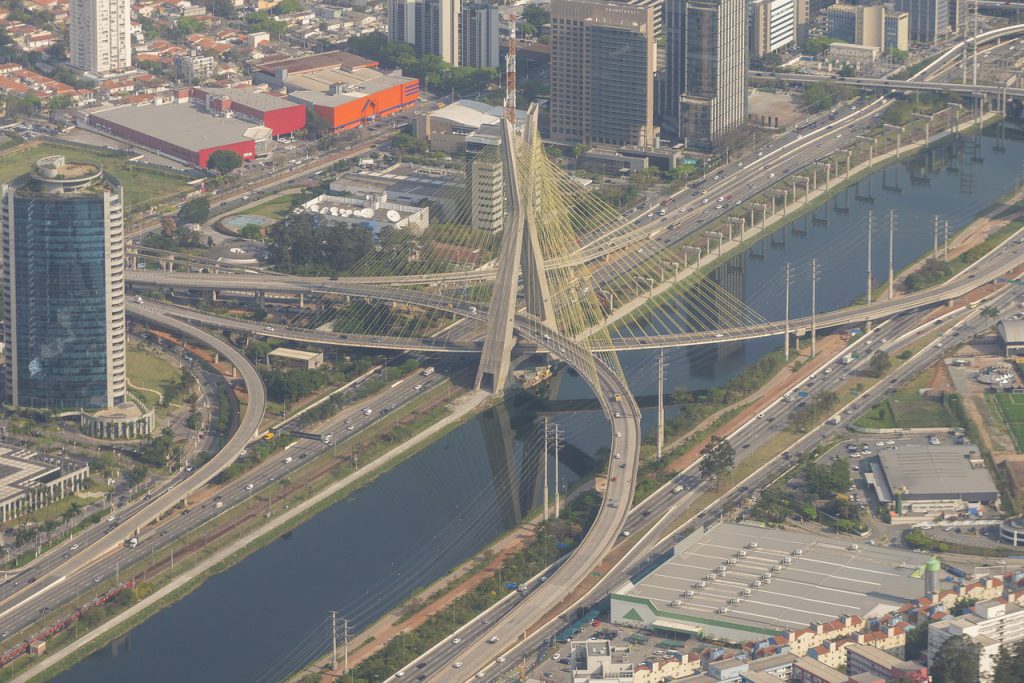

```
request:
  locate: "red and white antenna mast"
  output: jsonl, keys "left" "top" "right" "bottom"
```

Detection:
{"left": 504, "top": 13, "right": 517, "bottom": 124}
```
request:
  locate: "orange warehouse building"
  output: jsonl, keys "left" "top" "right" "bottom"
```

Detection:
{"left": 289, "top": 76, "right": 419, "bottom": 131}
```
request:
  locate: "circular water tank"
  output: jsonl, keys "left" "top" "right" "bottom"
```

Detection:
{"left": 386, "top": 209, "right": 401, "bottom": 223}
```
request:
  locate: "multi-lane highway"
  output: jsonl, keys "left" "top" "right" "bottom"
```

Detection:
{"left": 466, "top": 267, "right": 1024, "bottom": 682}
{"left": 0, "top": 357, "right": 447, "bottom": 648}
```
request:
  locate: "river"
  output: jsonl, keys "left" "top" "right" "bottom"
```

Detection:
{"left": 55, "top": 123, "right": 1024, "bottom": 682}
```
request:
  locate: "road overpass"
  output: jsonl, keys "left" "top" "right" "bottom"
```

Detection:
{"left": 0, "top": 307, "right": 266, "bottom": 626}
{"left": 129, "top": 215, "right": 1024, "bottom": 356}
{"left": 750, "top": 70, "right": 1024, "bottom": 97}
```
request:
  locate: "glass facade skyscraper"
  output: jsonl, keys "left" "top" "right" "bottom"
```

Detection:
{"left": 2, "top": 156, "right": 127, "bottom": 410}
{"left": 662, "top": 0, "right": 747, "bottom": 151}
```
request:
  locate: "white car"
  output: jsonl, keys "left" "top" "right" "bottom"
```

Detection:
{"left": 452, "top": 638, "right": 462, "bottom": 645}
{"left": 496, "top": 656, "right": 507, "bottom": 663}
{"left": 414, "top": 384, "right": 423, "bottom": 391}
{"left": 615, "top": 431, "right": 622, "bottom": 438}
{"left": 453, "top": 662, "right": 464, "bottom": 669}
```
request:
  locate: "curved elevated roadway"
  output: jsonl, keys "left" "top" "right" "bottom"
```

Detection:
{"left": 416, "top": 319, "right": 641, "bottom": 683}
{"left": 134, "top": 218, "right": 1024, "bottom": 354}
{"left": 0, "top": 305, "right": 265, "bottom": 624}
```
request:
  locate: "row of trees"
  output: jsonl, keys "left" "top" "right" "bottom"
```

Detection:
{"left": 346, "top": 33, "right": 496, "bottom": 96}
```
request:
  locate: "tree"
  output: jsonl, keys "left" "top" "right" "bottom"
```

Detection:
{"left": 206, "top": 149, "right": 243, "bottom": 175}
{"left": 838, "top": 63, "right": 856, "bottom": 77}
{"left": 981, "top": 305, "right": 1000, "bottom": 320}
{"left": 522, "top": 5, "right": 550, "bottom": 29}
{"left": 124, "top": 464, "right": 148, "bottom": 486}
{"left": 993, "top": 642, "right": 1024, "bottom": 683}
{"left": 930, "top": 635, "right": 981, "bottom": 683}
{"left": 866, "top": 350, "right": 891, "bottom": 378}
{"left": 177, "top": 196, "right": 210, "bottom": 225}
{"left": 270, "top": 0, "right": 302, "bottom": 13}
{"left": 698, "top": 436, "right": 735, "bottom": 484}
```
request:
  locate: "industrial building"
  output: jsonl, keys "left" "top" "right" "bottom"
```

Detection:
{"left": 2, "top": 156, "right": 127, "bottom": 410}
{"left": 866, "top": 445, "right": 1000, "bottom": 519}
{"left": 662, "top": 0, "right": 748, "bottom": 150}
{"left": 997, "top": 318, "right": 1024, "bottom": 356}
{"left": 0, "top": 445, "right": 90, "bottom": 523}
{"left": 268, "top": 348, "right": 324, "bottom": 370}
{"left": 189, "top": 86, "right": 307, "bottom": 137}
{"left": 252, "top": 51, "right": 419, "bottom": 131}
{"left": 415, "top": 99, "right": 526, "bottom": 155}
{"left": 610, "top": 522, "right": 947, "bottom": 642}
{"left": 300, "top": 191, "right": 429, "bottom": 235}
{"left": 928, "top": 600, "right": 1024, "bottom": 681}
{"left": 550, "top": 0, "right": 658, "bottom": 148}
{"left": 87, "top": 103, "right": 272, "bottom": 168}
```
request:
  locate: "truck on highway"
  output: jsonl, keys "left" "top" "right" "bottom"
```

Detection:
{"left": 672, "top": 485, "right": 684, "bottom": 493}
{"left": 125, "top": 537, "right": 138, "bottom": 549}
{"left": 841, "top": 353, "right": 855, "bottom": 365}
{"left": 827, "top": 415, "right": 841, "bottom": 425}
{"left": 421, "top": 367, "right": 435, "bottom": 377}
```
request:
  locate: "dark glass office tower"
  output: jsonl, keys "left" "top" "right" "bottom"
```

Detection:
{"left": 2, "top": 155, "right": 127, "bottom": 409}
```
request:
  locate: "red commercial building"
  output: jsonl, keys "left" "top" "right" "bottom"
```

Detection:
{"left": 189, "top": 86, "right": 306, "bottom": 137}
{"left": 88, "top": 103, "right": 272, "bottom": 168}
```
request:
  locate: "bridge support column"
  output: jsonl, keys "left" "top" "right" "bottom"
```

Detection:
{"left": 299, "top": 292, "right": 305, "bottom": 308}
{"left": 211, "top": 290, "right": 218, "bottom": 303}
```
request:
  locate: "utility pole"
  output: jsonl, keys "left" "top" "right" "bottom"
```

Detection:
{"left": 811, "top": 259, "right": 818, "bottom": 359}
{"left": 553, "top": 423, "right": 561, "bottom": 518}
{"left": 933, "top": 215, "right": 939, "bottom": 256}
{"left": 331, "top": 611, "right": 338, "bottom": 670}
{"left": 657, "top": 349, "right": 664, "bottom": 461}
{"left": 343, "top": 618, "right": 350, "bottom": 674}
{"left": 542, "top": 416, "right": 549, "bottom": 522}
{"left": 784, "top": 263, "right": 791, "bottom": 362}
{"left": 943, "top": 220, "right": 949, "bottom": 261}
{"left": 888, "top": 209, "right": 895, "bottom": 301}
{"left": 866, "top": 211, "right": 873, "bottom": 305}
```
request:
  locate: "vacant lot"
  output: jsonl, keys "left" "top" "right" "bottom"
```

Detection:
{"left": 856, "top": 371, "right": 953, "bottom": 429}
{"left": 0, "top": 141, "right": 192, "bottom": 212}
{"left": 992, "top": 392, "right": 1024, "bottom": 452}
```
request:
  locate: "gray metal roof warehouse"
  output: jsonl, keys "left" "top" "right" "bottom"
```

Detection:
{"left": 610, "top": 522, "right": 945, "bottom": 642}
{"left": 89, "top": 103, "right": 264, "bottom": 154}
{"left": 875, "top": 445, "right": 999, "bottom": 503}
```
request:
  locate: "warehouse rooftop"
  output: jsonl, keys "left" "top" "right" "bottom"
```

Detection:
{"left": 876, "top": 445, "right": 998, "bottom": 502}
{"left": 613, "top": 522, "right": 945, "bottom": 635}
{"left": 90, "top": 103, "right": 270, "bottom": 154}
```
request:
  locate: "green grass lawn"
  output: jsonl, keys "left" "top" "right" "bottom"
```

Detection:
{"left": 992, "top": 392, "right": 1024, "bottom": 452}
{"left": 856, "top": 402, "right": 897, "bottom": 429}
{"left": 246, "top": 195, "right": 295, "bottom": 221}
{"left": 856, "top": 371, "right": 952, "bottom": 429}
{"left": 127, "top": 344, "right": 181, "bottom": 406}
{"left": 0, "top": 141, "right": 192, "bottom": 213}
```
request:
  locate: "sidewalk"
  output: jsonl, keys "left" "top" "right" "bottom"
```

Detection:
{"left": 14, "top": 389, "right": 490, "bottom": 683}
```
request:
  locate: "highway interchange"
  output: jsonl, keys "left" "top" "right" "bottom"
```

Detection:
{"left": 4, "top": 40, "right": 1024, "bottom": 677}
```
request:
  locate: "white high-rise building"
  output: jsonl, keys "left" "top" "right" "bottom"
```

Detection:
{"left": 70, "top": 0, "right": 132, "bottom": 75}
